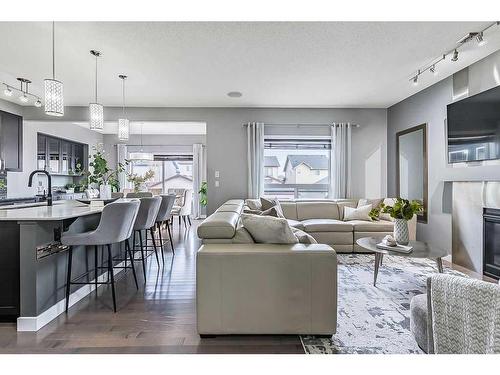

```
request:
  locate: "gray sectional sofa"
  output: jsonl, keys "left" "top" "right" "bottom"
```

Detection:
{"left": 197, "top": 198, "right": 416, "bottom": 252}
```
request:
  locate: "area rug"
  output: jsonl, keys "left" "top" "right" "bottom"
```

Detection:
{"left": 301, "top": 254, "right": 466, "bottom": 354}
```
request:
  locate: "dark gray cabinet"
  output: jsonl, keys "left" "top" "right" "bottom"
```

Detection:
{"left": 37, "top": 133, "right": 88, "bottom": 176}
{"left": 0, "top": 110, "right": 23, "bottom": 172}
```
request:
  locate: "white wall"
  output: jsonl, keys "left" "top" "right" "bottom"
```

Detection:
{"left": 6, "top": 121, "right": 103, "bottom": 198}
{"left": 387, "top": 49, "right": 500, "bottom": 253}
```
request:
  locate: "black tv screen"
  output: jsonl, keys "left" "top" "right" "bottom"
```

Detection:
{"left": 447, "top": 84, "right": 500, "bottom": 163}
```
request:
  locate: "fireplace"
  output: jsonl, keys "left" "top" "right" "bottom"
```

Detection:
{"left": 483, "top": 208, "right": 500, "bottom": 280}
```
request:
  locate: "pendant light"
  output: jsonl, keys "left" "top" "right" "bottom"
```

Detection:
{"left": 117, "top": 75, "right": 129, "bottom": 141}
{"left": 44, "top": 22, "right": 64, "bottom": 116}
{"left": 89, "top": 50, "right": 104, "bottom": 130}
{"left": 129, "top": 123, "right": 154, "bottom": 161}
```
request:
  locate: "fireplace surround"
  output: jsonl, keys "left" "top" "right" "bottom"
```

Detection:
{"left": 483, "top": 208, "right": 500, "bottom": 280}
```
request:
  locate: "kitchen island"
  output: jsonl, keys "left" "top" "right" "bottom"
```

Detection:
{"left": 0, "top": 200, "right": 122, "bottom": 331}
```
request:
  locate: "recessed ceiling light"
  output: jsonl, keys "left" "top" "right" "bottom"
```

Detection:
{"left": 227, "top": 91, "right": 242, "bottom": 98}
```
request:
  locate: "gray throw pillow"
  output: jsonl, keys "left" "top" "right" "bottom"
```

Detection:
{"left": 246, "top": 199, "right": 262, "bottom": 211}
{"left": 260, "top": 206, "right": 282, "bottom": 217}
{"left": 260, "top": 197, "right": 285, "bottom": 217}
{"left": 241, "top": 213, "right": 298, "bottom": 244}
{"left": 291, "top": 227, "right": 318, "bottom": 244}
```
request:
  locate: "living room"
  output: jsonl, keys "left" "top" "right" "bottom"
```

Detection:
{"left": 1, "top": 1, "right": 499, "bottom": 373}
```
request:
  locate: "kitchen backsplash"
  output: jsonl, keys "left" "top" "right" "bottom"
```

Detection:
{"left": 0, "top": 173, "right": 6, "bottom": 199}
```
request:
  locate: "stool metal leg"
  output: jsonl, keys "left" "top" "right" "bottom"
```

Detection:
{"left": 94, "top": 245, "right": 98, "bottom": 293}
{"left": 65, "top": 247, "right": 73, "bottom": 312}
{"left": 166, "top": 220, "right": 175, "bottom": 254}
{"left": 125, "top": 239, "right": 139, "bottom": 290}
{"left": 157, "top": 222, "right": 165, "bottom": 264}
{"left": 149, "top": 227, "right": 160, "bottom": 266}
{"left": 138, "top": 230, "right": 147, "bottom": 281}
{"left": 106, "top": 244, "right": 117, "bottom": 313}
{"left": 187, "top": 216, "right": 192, "bottom": 226}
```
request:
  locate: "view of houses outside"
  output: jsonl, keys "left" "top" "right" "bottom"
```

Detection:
{"left": 263, "top": 149, "right": 330, "bottom": 199}
{"left": 129, "top": 159, "right": 193, "bottom": 193}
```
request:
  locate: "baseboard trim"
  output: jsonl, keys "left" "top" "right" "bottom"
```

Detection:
{"left": 17, "top": 260, "right": 126, "bottom": 332}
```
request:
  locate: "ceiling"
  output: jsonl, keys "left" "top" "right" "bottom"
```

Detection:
{"left": 1, "top": 22, "right": 500, "bottom": 108}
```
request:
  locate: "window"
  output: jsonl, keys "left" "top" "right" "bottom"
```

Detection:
{"left": 263, "top": 137, "right": 331, "bottom": 199}
{"left": 128, "top": 155, "right": 193, "bottom": 194}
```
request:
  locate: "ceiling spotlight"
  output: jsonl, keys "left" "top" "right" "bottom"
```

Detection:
{"left": 412, "top": 75, "right": 418, "bottom": 85}
{"left": 430, "top": 65, "right": 437, "bottom": 75}
{"left": 19, "top": 94, "right": 29, "bottom": 103}
{"left": 34, "top": 99, "right": 42, "bottom": 108}
{"left": 3, "top": 86, "right": 13, "bottom": 96}
{"left": 451, "top": 49, "right": 459, "bottom": 62}
{"left": 227, "top": 91, "right": 242, "bottom": 98}
{"left": 476, "top": 32, "right": 486, "bottom": 46}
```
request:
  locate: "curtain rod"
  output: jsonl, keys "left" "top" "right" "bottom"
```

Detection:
{"left": 243, "top": 122, "right": 360, "bottom": 128}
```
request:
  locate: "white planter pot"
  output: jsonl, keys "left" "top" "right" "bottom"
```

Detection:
{"left": 393, "top": 218, "right": 409, "bottom": 245}
{"left": 99, "top": 184, "right": 112, "bottom": 200}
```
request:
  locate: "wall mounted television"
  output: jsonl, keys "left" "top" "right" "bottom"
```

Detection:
{"left": 447, "top": 84, "right": 500, "bottom": 163}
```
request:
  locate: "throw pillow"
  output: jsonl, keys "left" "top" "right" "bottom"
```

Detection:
{"left": 358, "top": 198, "right": 383, "bottom": 209}
{"left": 260, "top": 197, "right": 279, "bottom": 210}
{"left": 260, "top": 206, "right": 283, "bottom": 218}
{"left": 343, "top": 204, "right": 373, "bottom": 221}
{"left": 241, "top": 213, "right": 298, "bottom": 244}
{"left": 292, "top": 227, "right": 318, "bottom": 244}
{"left": 246, "top": 199, "right": 262, "bottom": 211}
{"left": 243, "top": 208, "right": 263, "bottom": 215}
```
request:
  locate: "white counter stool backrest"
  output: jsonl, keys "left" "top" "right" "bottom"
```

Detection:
{"left": 154, "top": 194, "right": 176, "bottom": 254}
{"left": 61, "top": 200, "right": 141, "bottom": 313}
{"left": 126, "top": 192, "right": 153, "bottom": 198}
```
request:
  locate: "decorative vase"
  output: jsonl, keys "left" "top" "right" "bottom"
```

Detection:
{"left": 393, "top": 218, "right": 409, "bottom": 245}
{"left": 99, "top": 184, "right": 112, "bottom": 200}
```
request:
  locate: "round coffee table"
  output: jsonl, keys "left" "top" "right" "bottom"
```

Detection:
{"left": 356, "top": 236, "right": 448, "bottom": 286}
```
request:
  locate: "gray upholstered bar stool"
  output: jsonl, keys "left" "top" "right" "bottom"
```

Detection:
{"left": 132, "top": 196, "right": 162, "bottom": 278}
{"left": 154, "top": 194, "right": 176, "bottom": 257}
{"left": 62, "top": 200, "right": 140, "bottom": 313}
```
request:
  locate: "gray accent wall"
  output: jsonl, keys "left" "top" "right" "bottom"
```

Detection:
{"left": 24, "top": 106, "right": 387, "bottom": 214}
{"left": 387, "top": 49, "right": 500, "bottom": 253}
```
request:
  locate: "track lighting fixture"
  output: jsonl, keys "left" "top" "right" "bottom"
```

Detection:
{"left": 476, "top": 32, "right": 486, "bottom": 46}
{"left": 2, "top": 78, "right": 42, "bottom": 106}
{"left": 408, "top": 22, "right": 499, "bottom": 85}
{"left": 3, "top": 85, "right": 13, "bottom": 96}
{"left": 34, "top": 99, "right": 42, "bottom": 108}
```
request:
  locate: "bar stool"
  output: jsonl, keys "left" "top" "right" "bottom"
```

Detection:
{"left": 154, "top": 194, "right": 176, "bottom": 257}
{"left": 62, "top": 200, "right": 140, "bottom": 313}
{"left": 132, "top": 196, "right": 162, "bottom": 279}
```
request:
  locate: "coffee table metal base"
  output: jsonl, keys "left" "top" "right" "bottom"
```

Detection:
{"left": 373, "top": 254, "right": 444, "bottom": 286}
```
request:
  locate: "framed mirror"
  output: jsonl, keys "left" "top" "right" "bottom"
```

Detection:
{"left": 396, "top": 123, "right": 428, "bottom": 223}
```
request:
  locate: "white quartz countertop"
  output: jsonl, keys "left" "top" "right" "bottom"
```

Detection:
{"left": 0, "top": 200, "right": 104, "bottom": 221}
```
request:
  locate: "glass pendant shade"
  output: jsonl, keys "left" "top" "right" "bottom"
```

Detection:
{"left": 89, "top": 102, "right": 104, "bottom": 130}
{"left": 118, "top": 118, "right": 130, "bottom": 141}
{"left": 44, "top": 79, "right": 64, "bottom": 116}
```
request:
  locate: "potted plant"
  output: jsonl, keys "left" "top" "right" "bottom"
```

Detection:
{"left": 199, "top": 181, "right": 207, "bottom": 207}
{"left": 126, "top": 169, "right": 155, "bottom": 193}
{"left": 65, "top": 183, "right": 75, "bottom": 193}
{"left": 375, "top": 198, "right": 423, "bottom": 245}
{"left": 87, "top": 146, "right": 126, "bottom": 199}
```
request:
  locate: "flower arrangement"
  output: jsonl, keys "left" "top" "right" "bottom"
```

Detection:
{"left": 127, "top": 169, "right": 155, "bottom": 192}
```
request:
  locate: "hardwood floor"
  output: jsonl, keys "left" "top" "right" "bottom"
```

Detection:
{"left": 0, "top": 220, "right": 304, "bottom": 354}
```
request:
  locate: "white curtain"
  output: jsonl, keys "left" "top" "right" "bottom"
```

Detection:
{"left": 330, "top": 123, "right": 352, "bottom": 198}
{"left": 192, "top": 143, "right": 206, "bottom": 219}
{"left": 116, "top": 144, "right": 127, "bottom": 191}
{"left": 246, "top": 122, "right": 265, "bottom": 198}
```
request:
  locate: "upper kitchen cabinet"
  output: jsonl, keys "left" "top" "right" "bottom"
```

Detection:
{"left": 0, "top": 110, "right": 23, "bottom": 172}
{"left": 37, "top": 133, "right": 88, "bottom": 176}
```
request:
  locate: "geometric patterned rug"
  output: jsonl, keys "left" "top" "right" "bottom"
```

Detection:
{"left": 301, "top": 254, "right": 466, "bottom": 354}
